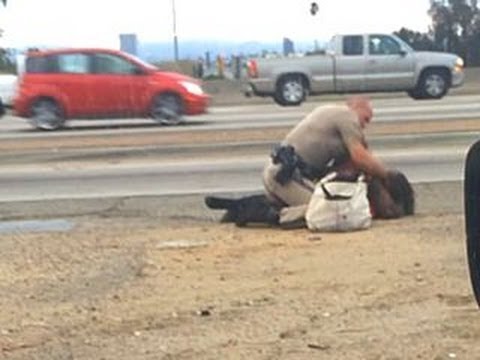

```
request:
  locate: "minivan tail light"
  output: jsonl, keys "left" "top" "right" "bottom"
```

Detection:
{"left": 247, "top": 60, "right": 258, "bottom": 78}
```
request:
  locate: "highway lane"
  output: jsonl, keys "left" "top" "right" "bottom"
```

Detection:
{"left": 1, "top": 94, "right": 480, "bottom": 138}
{"left": 0, "top": 145, "right": 467, "bottom": 202}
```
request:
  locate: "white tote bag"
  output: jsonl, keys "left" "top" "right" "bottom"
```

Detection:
{"left": 306, "top": 173, "right": 372, "bottom": 232}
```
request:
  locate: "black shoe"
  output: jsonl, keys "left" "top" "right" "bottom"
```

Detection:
{"left": 205, "top": 195, "right": 279, "bottom": 227}
{"left": 205, "top": 196, "right": 237, "bottom": 210}
{"left": 205, "top": 196, "right": 238, "bottom": 223}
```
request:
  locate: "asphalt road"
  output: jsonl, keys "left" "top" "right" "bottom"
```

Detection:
{"left": 2, "top": 94, "right": 480, "bottom": 137}
{"left": 0, "top": 94, "right": 478, "bottom": 206}
{"left": 0, "top": 144, "right": 469, "bottom": 202}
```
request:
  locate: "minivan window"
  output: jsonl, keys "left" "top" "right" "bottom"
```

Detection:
{"left": 343, "top": 36, "right": 364, "bottom": 56}
{"left": 57, "top": 54, "right": 89, "bottom": 74}
{"left": 26, "top": 56, "right": 56, "bottom": 73}
{"left": 93, "top": 53, "right": 138, "bottom": 75}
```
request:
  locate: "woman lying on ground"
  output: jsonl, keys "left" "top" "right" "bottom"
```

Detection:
{"left": 205, "top": 169, "right": 415, "bottom": 228}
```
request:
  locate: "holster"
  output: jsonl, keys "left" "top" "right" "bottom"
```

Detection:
{"left": 271, "top": 145, "right": 299, "bottom": 185}
{"left": 271, "top": 144, "right": 326, "bottom": 184}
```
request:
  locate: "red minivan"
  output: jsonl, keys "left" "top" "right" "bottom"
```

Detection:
{"left": 14, "top": 48, "right": 209, "bottom": 130}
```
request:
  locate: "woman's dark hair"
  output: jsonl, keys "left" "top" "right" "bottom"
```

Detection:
{"left": 367, "top": 170, "right": 415, "bottom": 219}
{"left": 385, "top": 170, "right": 415, "bottom": 216}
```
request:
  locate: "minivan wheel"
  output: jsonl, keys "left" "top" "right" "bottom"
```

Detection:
{"left": 29, "top": 99, "right": 65, "bottom": 130}
{"left": 150, "top": 93, "right": 183, "bottom": 125}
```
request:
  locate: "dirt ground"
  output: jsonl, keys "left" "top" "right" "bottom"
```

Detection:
{"left": 0, "top": 181, "right": 478, "bottom": 360}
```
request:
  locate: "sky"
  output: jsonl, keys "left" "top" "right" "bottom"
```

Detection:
{"left": 0, "top": 0, "right": 432, "bottom": 49}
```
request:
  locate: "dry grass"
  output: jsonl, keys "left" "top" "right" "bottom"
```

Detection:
{"left": 156, "top": 60, "right": 196, "bottom": 77}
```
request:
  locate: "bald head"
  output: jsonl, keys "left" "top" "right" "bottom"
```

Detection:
{"left": 346, "top": 96, "right": 373, "bottom": 128}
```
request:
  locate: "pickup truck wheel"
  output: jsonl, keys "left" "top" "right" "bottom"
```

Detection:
{"left": 416, "top": 70, "right": 449, "bottom": 99}
{"left": 150, "top": 93, "right": 183, "bottom": 125}
{"left": 273, "top": 93, "right": 287, "bottom": 106}
{"left": 29, "top": 99, "right": 65, "bottom": 131}
{"left": 407, "top": 89, "right": 423, "bottom": 100}
{"left": 275, "top": 76, "right": 306, "bottom": 106}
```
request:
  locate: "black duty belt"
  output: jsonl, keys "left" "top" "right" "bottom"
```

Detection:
{"left": 270, "top": 144, "right": 326, "bottom": 184}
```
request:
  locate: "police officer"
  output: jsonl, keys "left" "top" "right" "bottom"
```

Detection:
{"left": 263, "top": 96, "right": 389, "bottom": 225}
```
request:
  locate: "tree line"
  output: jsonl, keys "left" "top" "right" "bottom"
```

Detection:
{"left": 395, "top": 0, "right": 480, "bottom": 66}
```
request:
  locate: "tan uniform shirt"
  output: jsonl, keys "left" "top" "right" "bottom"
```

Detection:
{"left": 283, "top": 104, "right": 365, "bottom": 173}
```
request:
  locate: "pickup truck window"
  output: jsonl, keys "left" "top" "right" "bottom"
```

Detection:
{"left": 369, "top": 35, "right": 402, "bottom": 55}
{"left": 343, "top": 36, "right": 364, "bottom": 56}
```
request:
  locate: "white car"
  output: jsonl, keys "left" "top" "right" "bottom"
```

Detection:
{"left": 0, "top": 54, "right": 24, "bottom": 110}
{"left": 0, "top": 73, "right": 18, "bottom": 107}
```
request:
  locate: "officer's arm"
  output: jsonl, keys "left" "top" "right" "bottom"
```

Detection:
{"left": 348, "top": 141, "right": 389, "bottom": 180}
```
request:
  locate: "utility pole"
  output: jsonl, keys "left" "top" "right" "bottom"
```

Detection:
{"left": 172, "top": 0, "right": 179, "bottom": 62}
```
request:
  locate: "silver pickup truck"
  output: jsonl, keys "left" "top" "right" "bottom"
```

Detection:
{"left": 245, "top": 33, "right": 465, "bottom": 106}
